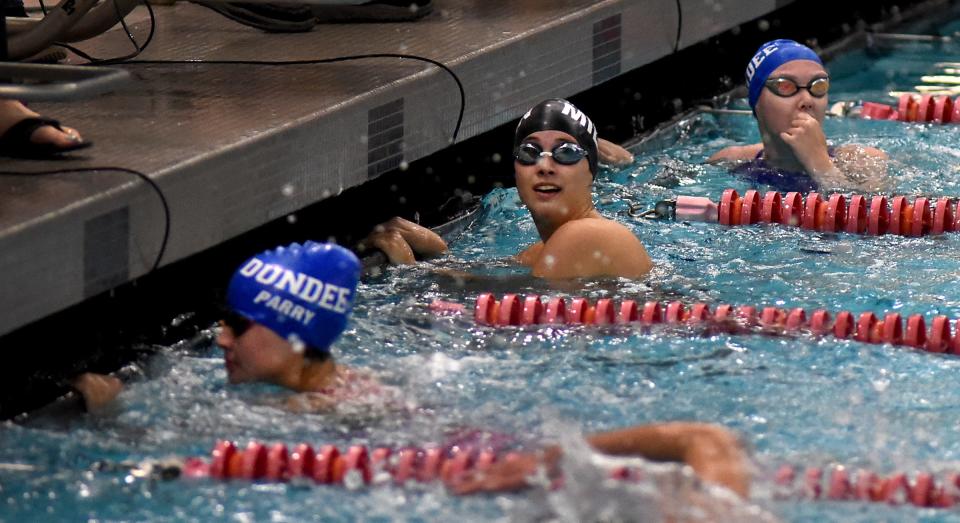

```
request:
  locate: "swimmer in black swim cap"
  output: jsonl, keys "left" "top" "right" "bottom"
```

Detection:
{"left": 513, "top": 98, "right": 600, "bottom": 177}
{"left": 708, "top": 39, "right": 887, "bottom": 192}
{"left": 365, "top": 99, "right": 652, "bottom": 280}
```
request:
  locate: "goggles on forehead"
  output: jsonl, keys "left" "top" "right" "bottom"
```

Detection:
{"left": 764, "top": 76, "right": 830, "bottom": 98}
{"left": 221, "top": 309, "right": 253, "bottom": 337}
{"left": 515, "top": 141, "right": 589, "bottom": 166}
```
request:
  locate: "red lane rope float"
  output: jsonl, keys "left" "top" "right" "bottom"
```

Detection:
{"left": 861, "top": 94, "right": 960, "bottom": 124}
{"left": 458, "top": 294, "right": 960, "bottom": 356}
{"left": 197, "top": 441, "right": 517, "bottom": 487}
{"left": 193, "top": 440, "right": 960, "bottom": 509}
{"left": 674, "top": 189, "right": 959, "bottom": 237}
{"left": 774, "top": 464, "right": 960, "bottom": 508}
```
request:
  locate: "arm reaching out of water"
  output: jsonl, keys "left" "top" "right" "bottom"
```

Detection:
{"left": 597, "top": 138, "right": 634, "bottom": 167}
{"left": 584, "top": 422, "right": 750, "bottom": 497}
{"left": 448, "top": 422, "right": 749, "bottom": 498}
{"left": 360, "top": 217, "right": 448, "bottom": 265}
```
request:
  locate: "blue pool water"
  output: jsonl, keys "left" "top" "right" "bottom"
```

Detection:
{"left": 4, "top": 26, "right": 960, "bottom": 523}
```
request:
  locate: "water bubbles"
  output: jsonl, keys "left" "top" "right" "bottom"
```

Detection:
{"left": 757, "top": 19, "right": 770, "bottom": 31}
{"left": 286, "top": 214, "right": 297, "bottom": 224}
{"left": 491, "top": 153, "right": 502, "bottom": 163}
{"left": 343, "top": 468, "right": 365, "bottom": 490}
{"left": 399, "top": 161, "right": 409, "bottom": 171}
{"left": 281, "top": 183, "right": 295, "bottom": 197}
{"left": 542, "top": 254, "right": 556, "bottom": 267}
{"left": 289, "top": 334, "right": 306, "bottom": 355}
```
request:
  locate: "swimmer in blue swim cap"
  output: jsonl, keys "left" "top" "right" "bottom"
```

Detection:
{"left": 217, "top": 241, "right": 365, "bottom": 392}
{"left": 364, "top": 99, "right": 652, "bottom": 280}
{"left": 72, "top": 241, "right": 383, "bottom": 411}
{"left": 708, "top": 39, "right": 888, "bottom": 192}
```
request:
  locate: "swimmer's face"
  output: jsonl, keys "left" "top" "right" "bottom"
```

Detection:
{"left": 217, "top": 320, "right": 297, "bottom": 384}
{"left": 755, "top": 60, "right": 829, "bottom": 136}
{"left": 514, "top": 130, "right": 594, "bottom": 231}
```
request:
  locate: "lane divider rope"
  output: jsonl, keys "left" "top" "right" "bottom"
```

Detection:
{"left": 429, "top": 294, "right": 960, "bottom": 356}
{"left": 672, "top": 189, "right": 958, "bottom": 237}
{"left": 181, "top": 440, "right": 960, "bottom": 508}
{"left": 858, "top": 94, "right": 960, "bottom": 124}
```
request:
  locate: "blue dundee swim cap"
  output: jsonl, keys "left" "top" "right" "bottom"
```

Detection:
{"left": 746, "top": 39, "right": 822, "bottom": 110}
{"left": 514, "top": 98, "right": 599, "bottom": 176}
{"left": 226, "top": 241, "right": 361, "bottom": 353}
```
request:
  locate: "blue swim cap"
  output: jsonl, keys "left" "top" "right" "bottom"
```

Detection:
{"left": 746, "top": 39, "right": 822, "bottom": 110}
{"left": 226, "top": 241, "right": 361, "bottom": 353}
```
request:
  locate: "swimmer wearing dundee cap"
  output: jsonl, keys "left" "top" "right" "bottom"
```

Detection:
{"left": 365, "top": 99, "right": 652, "bottom": 280}
{"left": 69, "top": 241, "right": 748, "bottom": 498}
{"left": 708, "top": 39, "right": 888, "bottom": 192}
{"left": 216, "top": 241, "right": 376, "bottom": 400}
{"left": 73, "top": 241, "right": 384, "bottom": 413}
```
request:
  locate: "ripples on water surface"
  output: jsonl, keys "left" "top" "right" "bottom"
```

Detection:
{"left": 4, "top": 35, "right": 960, "bottom": 523}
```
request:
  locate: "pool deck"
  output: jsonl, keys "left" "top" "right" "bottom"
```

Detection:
{"left": 0, "top": 0, "right": 791, "bottom": 336}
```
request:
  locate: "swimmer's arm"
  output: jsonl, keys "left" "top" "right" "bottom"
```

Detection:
{"left": 360, "top": 217, "right": 448, "bottom": 265}
{"left": 448, "top": 422, "right": 749, "bottom": 498}
{"left": 532, "top": 220, "right": 652, "bottom": 280}
{"left": 597, "top": 138, "right": 634, "bottom": 167}
{"left": 29, "top": 373, "right": 124, "bottom": 416}
{"left": 585, "top": 422, "right": 750, "bottom": 498}
{"left": 706, "top": 144, "right": 763, "bottom": 164}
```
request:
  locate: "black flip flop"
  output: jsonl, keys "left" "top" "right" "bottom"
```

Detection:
{"left": 0, "top": 116, "right": 92, "bottom": 159}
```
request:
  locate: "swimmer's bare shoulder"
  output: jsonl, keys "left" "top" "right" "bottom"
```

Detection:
{"left": 516, "top": 242, "right": 544, "bottom": 267}
{"left": 284, "top": 368, "right": 395, "bottom": 413}
{"left": 531, "top": 218, "right": 652, "bottom": 279}
{"left": 832, "top": 144, "right": 889, "bottom": 191}
{"left": 835, "top": 143, "right": 887, "bottom": 161}
{"left": 707, "top": 143, "right": 763, "bottom": 164}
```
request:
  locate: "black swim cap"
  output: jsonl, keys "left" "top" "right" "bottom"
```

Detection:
{"left": 514, "top": 98, "right": 599, "bottom": 176}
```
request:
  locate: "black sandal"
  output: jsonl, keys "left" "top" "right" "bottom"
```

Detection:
{"left": 0, "top": 116, "right": 92, "bottom": 159}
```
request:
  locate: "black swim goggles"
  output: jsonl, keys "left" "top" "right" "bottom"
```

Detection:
{"left": 514, "top": 141, "right": 589, "bottom": 166}
{"left": 221, "top": 309, "right": 253, "bottom": 337}
{"left": 764, "top": 76, "right": 830, "bottom": 98}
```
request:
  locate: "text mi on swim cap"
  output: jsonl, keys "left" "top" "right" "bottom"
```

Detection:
{"left": 514, "top": 98, "right": 599, "bottom": 176}
{"left": 226, "top": 241, "right": 361, "bottom": 353}
{"left": 746, "top": 39, "right": 823, "bottom": 110}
